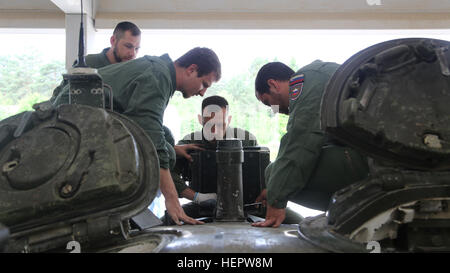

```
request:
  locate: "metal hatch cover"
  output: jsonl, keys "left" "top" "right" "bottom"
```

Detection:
{"left": 0, "top": 104, "right": 160, "bottom": 252}
{"left": 321, "top": 38, "right": 450, "bottom": 171}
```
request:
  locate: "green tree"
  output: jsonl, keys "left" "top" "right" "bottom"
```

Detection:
{"left": 0, "top": 51, "right": 65, "bottom": 119}
{"left": 1, "top": 51, "right": 297, "bottom": 160}
{"left": 168, "top": 57, "right": 290, "bottom": 160}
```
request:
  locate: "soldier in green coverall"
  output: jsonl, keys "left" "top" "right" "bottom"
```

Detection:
{"left": 53, "top": 47, "right": 222, "bottom": 226}
{"left": 160, "top": 96, "right": 258, "bottom": 224}
{"left": 50, "top": 21, "right": 141, "bottom": 102}
{"left": 252, "top": 61, "right": 369, "bottom": 228}
{"left": 173, "top": 95, "right": 258, "bottom": 203}
{"left": 78, "top": 21, "right": 141, "bottom": 67}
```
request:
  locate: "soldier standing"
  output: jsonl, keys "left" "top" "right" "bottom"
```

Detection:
{"left": 50, "top": 21, "right": 141, "bottom": 102}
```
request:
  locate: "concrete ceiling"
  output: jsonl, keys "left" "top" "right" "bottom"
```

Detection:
{"left": 95, "top": 0, "right": 450, "bottom": 13}
{"left": 0, "top": 0, "right": 450, "bottom": 29}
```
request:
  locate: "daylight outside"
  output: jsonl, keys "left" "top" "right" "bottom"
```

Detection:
{"left": 1, "top": 28, "right": 449, "bottom": 217}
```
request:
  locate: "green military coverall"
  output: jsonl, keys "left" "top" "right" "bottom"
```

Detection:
{"left": 265, "top": 60, "right": 369, "bottom": 211}
{"left": 80, "top": 47, "right": 112, "bottom": 69}
{"left": 53, "top": 54, "right": 176, "bottom": 170}
{"left": 50, "top": 48, "right": 111, "bottom": 103}
{"left": 163, "top": 125, "right": 176, "bottom": 169}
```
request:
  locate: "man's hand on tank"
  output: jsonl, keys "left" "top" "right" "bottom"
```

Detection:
{"left": 251, "top": 205, "right": 285, "bottom": 228}
{"left": 174, "top": 144, "right": 205, "bottom": 162}
{"left": 165, "top": 197, "right": 204, "bottom": 225}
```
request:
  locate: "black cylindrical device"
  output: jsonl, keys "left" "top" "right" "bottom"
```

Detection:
{"left": 215, "top": 139, "right": 245, "bottom": 221}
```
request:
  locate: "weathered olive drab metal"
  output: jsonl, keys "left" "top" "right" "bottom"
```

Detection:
{"left": 321, "top": 38, "right": 450, "bottom": 171}
{"left": 300, "top": 38, "right": 450, "bottom": 253}
{"left": 0, "top": 103, "right": 160, "bottom": 252}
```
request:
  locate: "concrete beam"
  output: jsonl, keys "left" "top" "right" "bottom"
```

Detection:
{"left": 95, "top": 11, "right": 450, "bottom": 30}
{"left": 0, "top": 11, "right": 64, "bottom": 28}
{"left": 51, "top": 0, "right": 95, "bottom": 15}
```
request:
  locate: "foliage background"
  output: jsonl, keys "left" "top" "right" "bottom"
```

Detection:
{"left": 0, "top": 52, "right": 299, "bottom": 160}
{"left": 0, "top": 51, "right": 65, "bottom": 119}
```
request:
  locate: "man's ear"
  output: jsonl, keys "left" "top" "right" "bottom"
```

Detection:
{"left": 198, "top": 114, "right": 203, "bottom": 125}
{"left": 267, "top": 79, "right": 279, "bottom": 93}
{"left": 187, "top": 64, "right": 198, "bottom": 76}
{"left": 110, "top": 35, "right": 116, "bottom": 47}
{"left": 227, "top": 115, "right": 232, "bottom": 125}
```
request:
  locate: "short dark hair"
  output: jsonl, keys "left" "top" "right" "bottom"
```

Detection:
{"left": 255, "top": 62, "right": 295, "bottom": 95}
{"left": 202, "top": 95, "right": 228, "bottom": 112}
{"left": 175, "top": 47, "right": 222, "bottom": 81}
{"left": 113, "top": 21, "right": 141, "bottom": 39}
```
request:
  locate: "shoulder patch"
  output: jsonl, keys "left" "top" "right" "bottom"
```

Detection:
{"left": 289, "top": 74, "right": 304, "bottom": 101}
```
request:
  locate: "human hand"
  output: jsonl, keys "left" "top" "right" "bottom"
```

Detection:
{"left": 165, "top": 196, "right": 204, "bottom": 226}
{"left": 159, "top": 168, "right": 204, "bottom": 226}
{"left": 193, "top": 192, "right": 217, "bottom": 204}
{"left": 251, "top": 204, "right": 286, "bottom": 228}
{"left": 174, "top": 144, "right": 205, "bottom": 162}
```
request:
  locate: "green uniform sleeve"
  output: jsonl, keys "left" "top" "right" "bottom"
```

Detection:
{"left": 163, "top": 126, "right": 175, "bottom": 146}
{"left": 166, "top": 140, "right": 176, "bottom": 170}
{"left": 171, "top": 136, "right": 195, "bottom": 196}
{"left": 266, "top": 69, "right": 332, "bottom": 209}
{"left": 171, "top": 165, "right": 189, "bottom": 196}
{"left": 168, "top": 140, "right": 189, "bottom": 196}
{"left": 122, "top": 72, "right": 172, "bottom": 169}
{"left": 163, "top": 125, "right": 176, "bottom": 169}
{"left": 266, "top": 113, "right": 326, "bottom": 208}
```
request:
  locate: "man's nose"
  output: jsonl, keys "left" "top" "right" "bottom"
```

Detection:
{"left": 129, "top": 48, "right": 138, "bottom": 58}
{"left": 199, "top": 89, "right": 207, "bottom": 97}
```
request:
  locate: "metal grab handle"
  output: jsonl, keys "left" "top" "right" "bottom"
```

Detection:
{"left": 103, "top": 83, "right": 114, "bottom": 111}
{"left": 435, "top": 47, "right": 450, "bottom": 76}
{"left": 374, "top": 45, "right": 417, "bottom": 73}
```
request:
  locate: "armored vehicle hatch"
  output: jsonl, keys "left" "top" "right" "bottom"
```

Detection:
{"left": 300, "top": 38, "right": 450, "bottom": 252}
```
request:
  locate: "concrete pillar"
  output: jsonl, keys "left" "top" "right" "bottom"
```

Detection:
{"left": 51, "top": 0, "right": 97, "bottom": 70}
{"left": 64, "top": 13, "right": 96, "bottom": 70}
